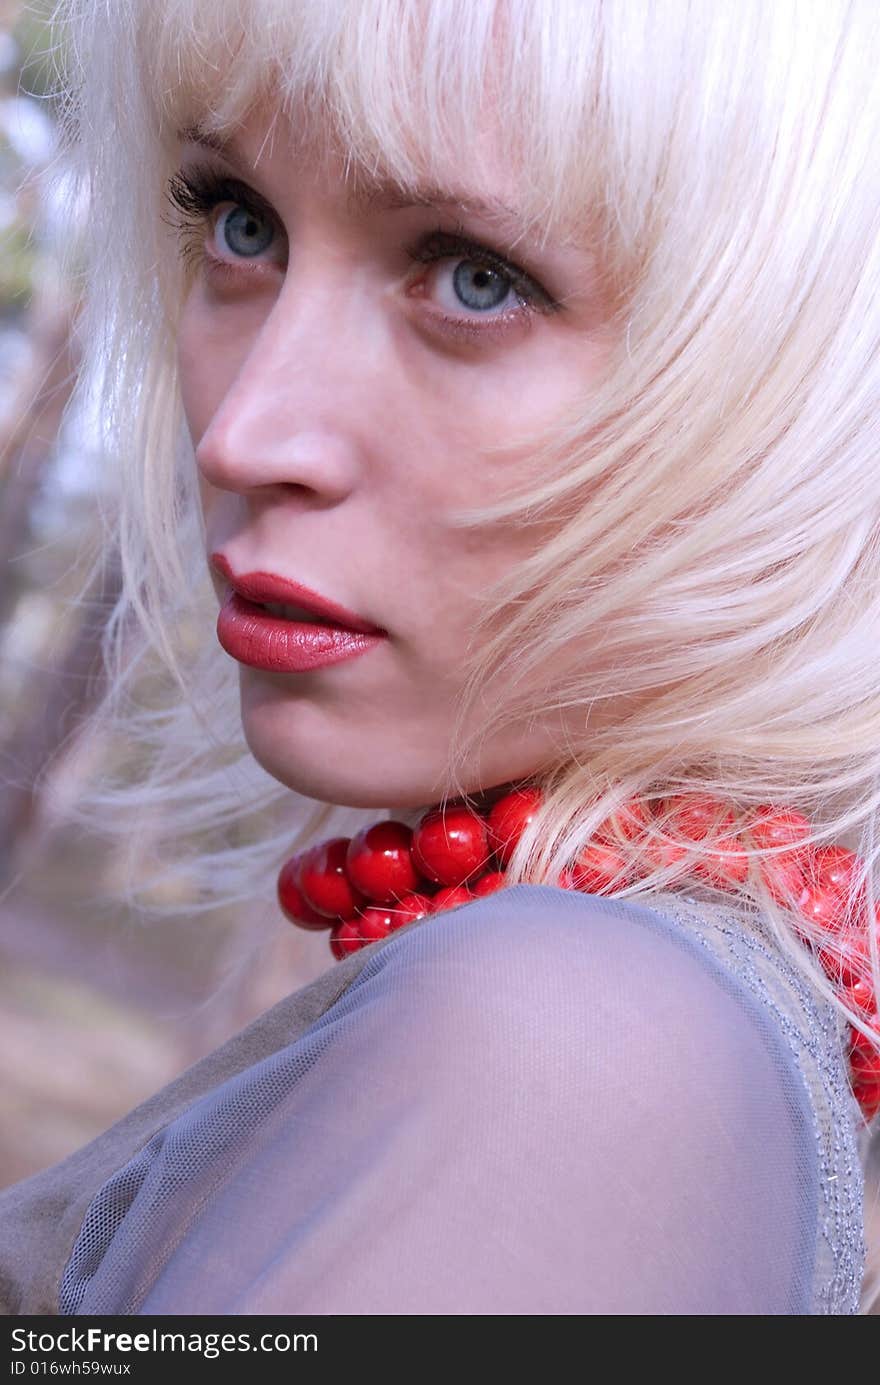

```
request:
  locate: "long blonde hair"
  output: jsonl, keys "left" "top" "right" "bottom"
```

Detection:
{"left": 41, "top": 0, "right": 880, "bottom": 1310}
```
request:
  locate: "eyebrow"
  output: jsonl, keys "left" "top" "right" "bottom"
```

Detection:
{"left": 177, "top": 125, "right": 534, "bottom": 241}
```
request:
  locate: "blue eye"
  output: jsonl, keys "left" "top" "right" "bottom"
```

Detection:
{"left": 451, "top": 261, "right": 511, "bottom": 312}
{"left": 217, "top": 205, "right": 275, "bottom": 259}
{"left": 164, "top": 165, "right": 280, "bottom": 271}
{"left": 403, "top": 225, "right": 554, "bottom": 321}
{"left": 165, "top": 162, "right": 561, "bottom": 343}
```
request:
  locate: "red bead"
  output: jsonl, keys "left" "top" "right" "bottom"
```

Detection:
{"left": 277, "top": 855, "right": 334, "bottom": 929}
{"left": 850, "top": 1045, "right": 880, "bottom": 1084}
{"left": 747, "top": 806, "right": 812, "bottom": 851}
{"left": 387, "top": 892, "right": 435, "bottom": 926}
{"left": 595, "top": 797, "right": 651, "bottom": 846}
{"left": 345, "top": 820, "right": 421, "bottom": 903}
{"left": 472, "top": 871, "right": 507, "bottom": 896}
{"left": 298, "top": 837, "right": 367, "bottom": 918}
{"left": 412, "top": 806, "right": 491, "bottom": 886}
{"left": 853, "top": 1081, "right": 880, "bottom": 1121}
{"left": 844, "top": 977, "right": 877, "bottom": 1016}
{"left": 351, "top": 906, "right": 396, "bottom": 945}
{"left": 637, "top": 833, "right": 691, "bottom": 881}
{"left": 803, "top": 842, "right": 870, "bottom": 919}
{"left": 431, "top": 884, "right": 475, "bottom": 912}
{"left": 795, "top": 881, "right": 848, "bottom": 935}
{"left": 809, "top": 836, "right": 864, "bottom": 891}
{"left": 850, "top": 1029, "right": 880, "bottom": 1065}
{"left": 330, "top": 918, "right": 367, "bottom": 959}
{"left": 758, "top": 851, "right": 809, "bottom": 909}
{"left": 818, "top": 923, "right": 879, "bottom": 988}
{"left": 660, "top": 793, "right": 736, "bottom": 835}
{"left": 330, "top": 897, "right": 433, "bottom": 958}
{"left": 649, "top": 796, "right": 748, "bottom": 888}
{"left": 486, "top": 787, "right": 543, "bottom": 867}
{"left": 749, "top": 809, "right": 815, "bottom": 909}
{"left": 691, "top": 842, "right": 750, "bottom": 887}
{"left": 571, "top": 842, "right": 630, "bottom": 894}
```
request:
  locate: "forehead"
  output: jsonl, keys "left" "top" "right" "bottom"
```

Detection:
{"left": 179, "top": 110, "right": 539, "bottom": 245}
{"left": 155, "top": 2, "right": 607, "bottom": 254}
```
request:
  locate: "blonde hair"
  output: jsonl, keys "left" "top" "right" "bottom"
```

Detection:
{"left": 39, "top": 0, "right": 880, "bottom": 1310}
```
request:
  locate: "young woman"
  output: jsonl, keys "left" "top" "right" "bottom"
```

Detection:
{"left": 0, "top": 0, "right": 877, "bottom": 1314}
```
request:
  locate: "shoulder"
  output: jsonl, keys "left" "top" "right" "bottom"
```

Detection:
{"left": 328, "top": 883, "right": 826, "bottom": 1312}
{"left": 57, "top": 883, "right": 849, "bottom": 1314}
{"left": 348, "top": 882, "right": 807, "bottom": 1103}
{"left": 334, "top": 883, "right": 817, "bottom": 1172}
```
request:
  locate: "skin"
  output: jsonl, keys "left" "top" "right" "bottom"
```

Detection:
{"left": 175, "top": 100, "right": 616, "bottom": 811}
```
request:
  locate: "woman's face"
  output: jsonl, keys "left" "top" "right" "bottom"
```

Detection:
{"left": 176, "top": 101, "right": 614, "bottom": 809}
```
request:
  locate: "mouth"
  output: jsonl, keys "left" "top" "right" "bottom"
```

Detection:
{"left": 252, "top": 599, "right": 348, "bottom": 628}
{"left": 209, "top": 552, "right": 384, "bottom": 635}
{"left": 216, "top": 589, "right": 387, "bottom": 673}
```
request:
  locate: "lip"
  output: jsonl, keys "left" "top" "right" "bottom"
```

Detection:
{"left": 216, "top": 591, "right": 386, "bottom": 672}
{"left": 210, "top": 552, "right": 384, "bottom": 635}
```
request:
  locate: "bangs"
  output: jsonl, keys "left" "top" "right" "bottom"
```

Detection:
{"left": 133, "top": 0, "right": 608, "bottom": 247}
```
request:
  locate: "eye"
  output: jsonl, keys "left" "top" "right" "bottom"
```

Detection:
{"left": 403, "top": 224, "right": 559, "bottom": 342}
{"left": 214, "top": 204, "right": 275, "bottom": 260}
{"left": 163, "top": 164, "right": 563, "bottom": 342}
{"left": 163, "top": 165, "right": 283, "bottom": 275}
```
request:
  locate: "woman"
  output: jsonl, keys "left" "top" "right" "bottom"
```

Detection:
{"left": 0, "top": 0, "right": 877, "bottom": 1314}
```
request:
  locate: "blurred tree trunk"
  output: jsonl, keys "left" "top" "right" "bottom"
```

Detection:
{"left": 0, "top": 285, "right": 99, "bottom": 866}
{"left": 0, "top": 287, "right": 82, "bottom": 630}
{"left": 0, "top": 554, "right": 120, "bottom": 869}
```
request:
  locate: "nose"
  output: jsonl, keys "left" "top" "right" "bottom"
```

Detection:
{"left": 192, "top": 279, "right": 365, "bottom": 504}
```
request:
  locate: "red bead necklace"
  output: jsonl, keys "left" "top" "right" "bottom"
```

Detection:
{"left": 277, "top": 785, "right": 880, "bottom": 1122}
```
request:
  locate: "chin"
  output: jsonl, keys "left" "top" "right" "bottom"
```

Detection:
{"left": 237, "top": 677, "right": 456, "bottom": 811}
{"left": 240, "top": 725, "right": 429, "bottom": 811}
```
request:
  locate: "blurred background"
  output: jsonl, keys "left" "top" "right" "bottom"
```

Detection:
{"left": 0, "top": 0, "right": 327, "bottom": 1190}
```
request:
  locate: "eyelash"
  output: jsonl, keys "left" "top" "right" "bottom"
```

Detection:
{"left": 162, "top": 164, "right": 559, "bottom": 343}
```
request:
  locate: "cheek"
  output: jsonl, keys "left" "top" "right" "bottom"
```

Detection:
{"left": 176, "top": 301, "right": 211, "bottom": 440}
{"left": 197, "top": 472, "right": 217, "bottom": 523}
{"left": 176, "top": 290, "right": 273, "bottom": 513}
{"left": 176, "top": 289, "right": 253, "bottom": 435}
{"left": 177, "top": 300, "right": 224, "bottom": 521}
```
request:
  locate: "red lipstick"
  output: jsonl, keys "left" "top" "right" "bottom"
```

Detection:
{"left": 210, "top": 552, "right": 387, "bottom": 673}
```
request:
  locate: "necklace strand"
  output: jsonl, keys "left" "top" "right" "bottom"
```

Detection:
{"left": 277, "top": 785, "right": 880, "bottom": 1122}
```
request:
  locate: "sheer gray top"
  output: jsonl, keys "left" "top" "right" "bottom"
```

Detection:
{"left": 0, "top": 884, "right": 868, "bottom": 1314}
